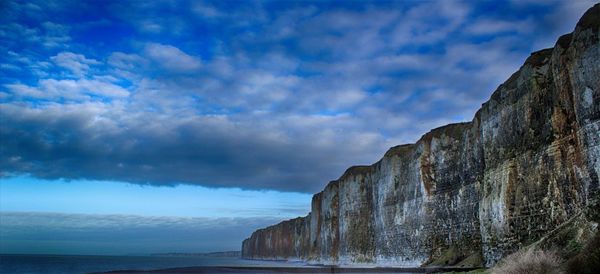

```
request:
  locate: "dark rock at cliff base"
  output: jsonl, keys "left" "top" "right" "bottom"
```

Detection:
{"left": 242, "top": 4, "right": 600, "bottom": 268}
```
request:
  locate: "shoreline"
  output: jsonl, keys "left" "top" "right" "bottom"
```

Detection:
{"left": 97, "top": 265, "right": 483, "bottom": 273}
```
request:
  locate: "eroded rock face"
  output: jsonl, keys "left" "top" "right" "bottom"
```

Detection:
{"left": 242, "top": 4, "right": 600, "bottom": 267}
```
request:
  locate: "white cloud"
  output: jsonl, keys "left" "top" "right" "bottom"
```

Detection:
{"left": 51, "top": 52, "right": 100, "bottom": 76}
{"left": 139, "top": 20, "right": 163, "bottom": 33}
{"left": 466, "top": 19, "right": 533, "bottom": 35}
{"left": 1, "top": 63, "right": 21, "bottom": 71}
{"left": 4, "top": 84, "right": 48, "bottom": 99}
{"left": 391, "top": 0, "right": 470, "bottom": 46}
{"left": 6, "top": 78, "right": 129, "bottom": 100}
{"left": 192, "top": 3, "right": 225, "bottom": 18}
{"left": 0, "top": 21, "right": 70, "bottom": 49}
{"left": 108, "top": 52, "right": 145, "bottom": 70}
{"left": 144, "top": 43, "right": 202, "bottom": 72}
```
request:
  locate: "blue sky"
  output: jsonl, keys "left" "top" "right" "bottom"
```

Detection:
{"left": 0, "top": 0, "right": 597, "bottom": 255}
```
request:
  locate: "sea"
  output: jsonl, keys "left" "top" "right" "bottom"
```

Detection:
{"left": 0, "top": 254, "right": 306, "bottom": 274}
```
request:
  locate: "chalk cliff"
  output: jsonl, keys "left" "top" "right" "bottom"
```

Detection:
{"left": 242, "top": 4, "right": 600, "bottom": 267}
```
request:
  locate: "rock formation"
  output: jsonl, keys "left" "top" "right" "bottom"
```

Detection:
{"left": 242, "top": 4, "right": 600, "bottom": 267}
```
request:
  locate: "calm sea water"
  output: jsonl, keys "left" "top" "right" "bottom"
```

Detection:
{"left": 0, "top": 254, "right": 306, "bottom": 274}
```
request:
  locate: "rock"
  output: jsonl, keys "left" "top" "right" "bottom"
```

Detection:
{"left": 242, "top": 4, "right": 600, "bottom": 267}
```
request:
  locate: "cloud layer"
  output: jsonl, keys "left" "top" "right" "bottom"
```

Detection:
{"left": 0, "top": 0, "right": 596, "bottom": 192}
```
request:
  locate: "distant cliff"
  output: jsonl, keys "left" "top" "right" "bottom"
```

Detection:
{"left": 242, "top": 4, "right": 600, "bottom": 267}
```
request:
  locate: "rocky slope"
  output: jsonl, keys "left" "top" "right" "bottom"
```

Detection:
{"left": 242, "top": 4, "right": 600, "bottom": 267}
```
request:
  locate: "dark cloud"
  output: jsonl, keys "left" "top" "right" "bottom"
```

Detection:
{"left": 0, "top": 0, "right": 595, "bottom": 193}
{"left": 0, "top": 102, "right": 385, "bottom": 192}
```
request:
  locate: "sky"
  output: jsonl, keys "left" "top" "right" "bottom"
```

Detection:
{"left": 0, "top": 0, "right": 597, "bottom": 255}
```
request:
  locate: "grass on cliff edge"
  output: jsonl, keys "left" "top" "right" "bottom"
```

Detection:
{"left": 490, "top": 249, "right": 563, "bottom": 274}
{"left": 484, "top": 230, "right": 600, "bottom": 274}
{"left": 565, "top": 230, "right": 600, "bottom": 274}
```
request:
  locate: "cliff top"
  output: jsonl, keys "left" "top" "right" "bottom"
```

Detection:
{"left": 422, "top": 122, "right": 472, "bottom": 140}
{"left": 384, "top": 144, "right": 415, "bottom": 158}
{"left": 338, "top": 165, "right": 373, "bottom": 181}
{"left": 576, "top": 3, "right": 599, "bottom": 32}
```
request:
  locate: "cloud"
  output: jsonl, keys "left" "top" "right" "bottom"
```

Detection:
{"left": 40, "top": 21, "right": 71, "bottom": 48}
{"left": 466, "top": 19, "right": 533, "bottom": 35}
{"left": 0, "top": 211, "right": 280, "bottom": 254}
{"left": 51, "top": 52, "right": 100, "bottom": 76}
{"left": 192, "top": 2, "right": 225, "bottom": 19}
{"left": 0, "top": 0, "right": 593, "bottom": 193}
{"left": 390, "top": 0, "right": 470, "bottom": 46}
{"left": 144, "top": 43, "right": 202, "bottom": 72}
{"left": 5, "top": 78, "right": 129, "bottom": 100}
{"left": 0, "top": 22, "right": 70, "bottom": 50}
{"left": 0, "top": 100, "right": 386, "bottom": 192}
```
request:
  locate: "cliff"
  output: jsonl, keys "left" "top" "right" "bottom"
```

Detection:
{"left": 242, "top": 4, "right": 600, "bottom": 267}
